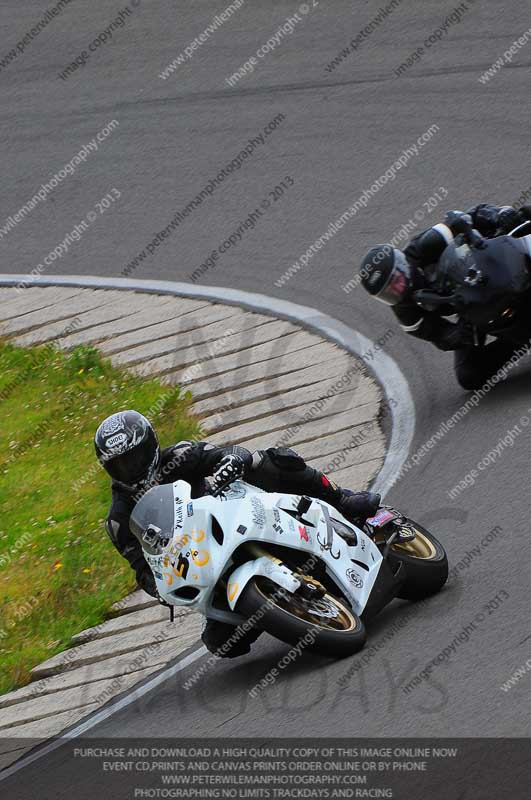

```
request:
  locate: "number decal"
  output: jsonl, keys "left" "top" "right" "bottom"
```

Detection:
{"left": 191, "top": 549, "right": 209, "bottom": 567}
{"left": 174, "top": 554, "right": 190, "bottom": 579}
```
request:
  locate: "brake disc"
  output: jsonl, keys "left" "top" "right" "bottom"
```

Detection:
{"left": 307, "top": 597, "right": 341, "bottom": 620}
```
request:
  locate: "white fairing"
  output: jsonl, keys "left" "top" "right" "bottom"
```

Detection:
{"left": 142, "top": 480, "right": 383, "bottom": 622}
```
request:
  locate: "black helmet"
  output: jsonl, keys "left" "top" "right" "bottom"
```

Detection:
{"left": 94, "top": 410, "right": 160, "bottom": 489}
{"left": 360, "top": 244, "right": 412, "bottom": 305}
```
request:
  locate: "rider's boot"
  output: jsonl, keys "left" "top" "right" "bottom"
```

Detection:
{"left": 201, "top": 619, "right": 262, "bottom": 658}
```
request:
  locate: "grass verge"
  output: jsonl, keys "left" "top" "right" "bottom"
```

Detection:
{"left": 0, "top": 341, "right": 200, "bottom": 695}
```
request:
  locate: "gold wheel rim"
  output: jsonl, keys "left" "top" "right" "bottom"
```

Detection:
{"left": 391, "top": 528, "right": 437, "bottom": 559}
{"left": 256, "top": 580, "right": 358, "bottom": 632}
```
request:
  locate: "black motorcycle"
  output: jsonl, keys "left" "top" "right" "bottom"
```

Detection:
{"left": 414, "top": 220, "right": 531, "bottom": 346}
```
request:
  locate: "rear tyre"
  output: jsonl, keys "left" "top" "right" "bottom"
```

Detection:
{"left": 237, "top": 577, "right": 366, "bottom": 658}
{"left": 384, "top": 520, "right": 448, "bottom": 601}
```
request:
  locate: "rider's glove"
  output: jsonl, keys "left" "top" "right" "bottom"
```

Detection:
{"left": 494, "top": 206, "right": 524, "bottom": 235}
{"left": 338, "top": 490, "right": 381, "bottom": 523}
{"left": 494, "top": 206, "right": 527, "bottom": 236}
{"left": 212, "top": 454, "right": 246, "bottom": 492}
{"left": 444, "top": 210, "right": 474, "bottom": 236}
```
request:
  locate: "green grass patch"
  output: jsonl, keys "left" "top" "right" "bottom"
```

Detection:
{"left": 0, "top": 341, "right": 200, "bottom": 695}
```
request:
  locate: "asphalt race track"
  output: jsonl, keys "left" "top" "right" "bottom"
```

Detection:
{"left": 1, "top": 0, "right": 530, "bottom": 761}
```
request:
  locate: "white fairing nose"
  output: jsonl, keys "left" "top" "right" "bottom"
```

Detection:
{"left": 141, "top": 479, "right": 383, "bottom": 621}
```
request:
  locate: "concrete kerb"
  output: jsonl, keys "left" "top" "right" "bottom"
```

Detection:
{"left": 0, "top": 274, "right": 414, "bottom": 497}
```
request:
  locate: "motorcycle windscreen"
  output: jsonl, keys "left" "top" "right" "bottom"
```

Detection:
{"left": 437, "top": 241, "right": 474, "bottom": 291}
{"left": 129, "top": 483, "right": 175, "bottom": 552}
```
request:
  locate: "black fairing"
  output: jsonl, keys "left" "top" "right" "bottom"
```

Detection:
{"left": 438, "top": 236, "right": 531, "bottom": 332}
{"left": 360, "top": 559, "right": 405, "bottom": 622}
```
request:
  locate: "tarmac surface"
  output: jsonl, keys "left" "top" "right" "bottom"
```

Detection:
{"left": 1, "top": 0, "right": 530, "bottom": 777}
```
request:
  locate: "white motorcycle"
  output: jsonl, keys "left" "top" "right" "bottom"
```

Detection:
{"left": 130, "top": 478, "right": 448, "bottom": 656}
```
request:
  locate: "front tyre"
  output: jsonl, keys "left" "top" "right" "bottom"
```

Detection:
{"left": 385, "top": 520, "right": 448, "bottom": 601}
{"left": 237, "top": 577, "right": 366, "bottom": 658}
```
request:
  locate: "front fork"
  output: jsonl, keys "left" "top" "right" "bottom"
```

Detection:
{"left": 472, "top": 326, "right": 486, "bottom": 347}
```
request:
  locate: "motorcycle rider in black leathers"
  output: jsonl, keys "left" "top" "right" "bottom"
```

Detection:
{"left": 95, "top": 410, "right": 381, "bottom": 658}
{"left": 360, "top": 203, "right": 531, "bottom": 389}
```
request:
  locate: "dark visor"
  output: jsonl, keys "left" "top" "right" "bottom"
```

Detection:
{"left": 107, "top": 441, "right": 156, "bottom": 485}
{"left": 377, "top": 250, "right": 411, "bottom": 305}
